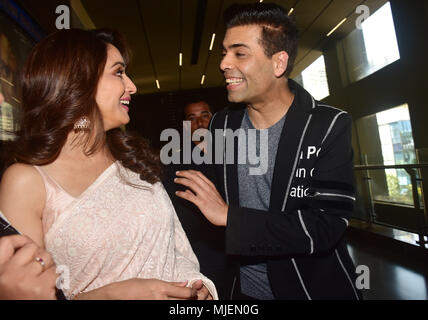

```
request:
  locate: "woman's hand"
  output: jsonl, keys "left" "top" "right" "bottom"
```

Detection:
{"left": 0, "top": 235, "right": 58, "bottom": 300}
{"left": 191, "top": 280, "right": 213, "bottom": 300}
{"left": 77, "top": 278, "right": 198, "bottom": 300}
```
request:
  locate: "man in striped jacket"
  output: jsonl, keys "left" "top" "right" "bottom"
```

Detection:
{"left": 175, "top": 2, "right": 361, "bottom": 300}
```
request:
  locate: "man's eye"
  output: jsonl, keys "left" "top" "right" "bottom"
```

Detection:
{"left": 236, "top": 53, "right": 245, "bottom": 57}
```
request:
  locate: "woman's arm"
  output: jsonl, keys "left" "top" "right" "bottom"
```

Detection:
{"left": 74, "top": 279, "right": 197, "bottom": 300}
{"left": 0, "top": 164, "right": 46, "bottom": 248}
{"left": 158, "top": 183, "right": 218, "bottom": 300}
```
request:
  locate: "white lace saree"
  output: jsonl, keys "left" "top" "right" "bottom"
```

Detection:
{"left": 44, "top": 162, "right": 217, "bottom": 299}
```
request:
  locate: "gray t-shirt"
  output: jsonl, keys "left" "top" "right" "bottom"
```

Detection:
{"left": 238, "top": 109, "right": 286, "bottom": 300}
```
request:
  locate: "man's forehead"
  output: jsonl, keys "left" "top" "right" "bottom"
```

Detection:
{"left": 223, "top": 25, "right": 262, "bottom": 47}
{"left": 185, "top": 102, "right": 211, "bottom": 113}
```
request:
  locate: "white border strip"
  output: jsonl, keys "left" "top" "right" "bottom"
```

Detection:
{"left": 292, "top": 258, "right": 312, "bottom": 300}
{"left": 281, "top": 97, "right": 316, "bottom": 211}
{"left": 223, "top": 115, "right": 230, "bottom": 205}
{"left": 298, "top": 210, "right": 314, "bottom": 254}
{"left": 321, "top": 111, "right": 346, "bottom": 145}
{"left": 335, "top": 250, "right": 360, "bottom": 300}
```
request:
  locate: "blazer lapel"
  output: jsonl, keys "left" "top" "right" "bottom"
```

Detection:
{"left": 225, "top": 108, "right": 245, "bottom": 207}
{"left": 269, "top": 80, "right": 315, "bottom": 212}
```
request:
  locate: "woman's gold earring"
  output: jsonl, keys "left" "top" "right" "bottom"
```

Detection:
{"left": 74, "top": 116, "right": 91, "bottom": 133}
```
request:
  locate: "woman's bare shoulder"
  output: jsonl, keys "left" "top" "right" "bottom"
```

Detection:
{"left": 1, "top": 163, "right": 44, "bottom": 189}
{"left": 0, "top": 163, "right": 46, "bottom": 211}
{"left": 0, "top": 164, "right": 46, "bottom": 246}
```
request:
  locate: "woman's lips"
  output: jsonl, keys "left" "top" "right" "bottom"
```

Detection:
{"left": 120, "top": 99, "right": 130, "bottom": 111}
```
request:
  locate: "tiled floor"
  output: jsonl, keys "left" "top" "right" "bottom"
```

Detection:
{"left": 347, "top": 241, "right": 428, "bottom": 300}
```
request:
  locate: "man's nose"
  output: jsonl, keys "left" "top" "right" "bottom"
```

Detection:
{"left": 196, "top": 117, "right": 204, "bottom": 127}
{"left": 220, "top": 55, "right": 232, "bottom": 72}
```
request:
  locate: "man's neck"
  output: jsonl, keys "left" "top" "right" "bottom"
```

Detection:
{"left": 247, "top": 80, "right": 295, "bottom": 129}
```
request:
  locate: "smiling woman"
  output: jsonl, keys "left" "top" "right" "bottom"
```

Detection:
{"left": 96, "top": 44, "right": 137, "bottom": 131}
{"left": 0, "top": 28, "right": 217, "bottom": 300}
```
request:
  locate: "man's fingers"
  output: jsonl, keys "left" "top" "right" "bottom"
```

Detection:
{"left": 176, "top": 190, "right": 199, "bottom": 207}
{"left": 192, "top": 171, "right": 216, "bottom": 189}
{"left": 174, "top": 177, "right": 204, "bottom": 195}
{"left": 176, "top": 171, "right": 212, "bottom": 194}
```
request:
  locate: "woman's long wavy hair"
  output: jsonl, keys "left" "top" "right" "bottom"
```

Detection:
{"left": 7, "top": 29, "right": 162, "bottom": 184}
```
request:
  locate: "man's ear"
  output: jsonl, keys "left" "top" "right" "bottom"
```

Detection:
{"left": 272, "top": 51, "right": 289, "bottom": 78}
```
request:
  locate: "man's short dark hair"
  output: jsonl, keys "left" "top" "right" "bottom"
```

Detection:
{"left": 224, "top": 3, "right": 299, "bottom": 77}
{"left": 183, "top": 100, "right": 212, "bottom": 114}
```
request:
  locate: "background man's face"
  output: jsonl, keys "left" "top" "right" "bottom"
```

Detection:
{"left": 220, "top": 25, "right": 277, "bottom": 104}
{"left": 184, "top": 101, "right": 212, "bottom": 135}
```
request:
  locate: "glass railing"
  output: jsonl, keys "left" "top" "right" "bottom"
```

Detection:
{"left": 353, "top": 160, "right": 428, "bottom": 248}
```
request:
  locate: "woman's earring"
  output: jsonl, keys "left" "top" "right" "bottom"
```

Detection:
{"left": 74, "top": 116, "right": 91, "bottom": 133}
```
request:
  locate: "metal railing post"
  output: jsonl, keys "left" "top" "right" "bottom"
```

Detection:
{"left": 354, "top": 162, "right": 428, "bottom": 248}
{"left": 416, "top": 149, "right": 428, "bottom": 247}
{"left": 363, "top": 154, "right": 376, "bottom": 225}
{"left": 405, "top": 167, "right": 426, "bottom": 248}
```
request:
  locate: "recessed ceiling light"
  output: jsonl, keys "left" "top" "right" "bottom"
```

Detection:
{"left": 179, "top": 53, "right": 183, "bottom": 66}
{"left": 209, "top": 34, "right": 216, "bottom": 51}
{"left": 327, "top": 18, "right": 347, "bottom": 37}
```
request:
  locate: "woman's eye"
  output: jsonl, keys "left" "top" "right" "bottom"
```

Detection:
{"left": 116, "top": 70, "right": 124, "bottom": 77}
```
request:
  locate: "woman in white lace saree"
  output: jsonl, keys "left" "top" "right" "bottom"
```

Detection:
{"left": 0, "top": 29, "right": 217, "bottom": 300}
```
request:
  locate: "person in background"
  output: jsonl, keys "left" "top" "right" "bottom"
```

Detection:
{"left": 163, "top": 100, "right": 234, "bottom": 299}
{"left": 183, "top": 101, "right": 212, "bottom": 152}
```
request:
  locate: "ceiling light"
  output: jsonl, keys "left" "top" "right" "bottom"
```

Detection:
{"left": 179, "top": 53, "right": 183, "bottom": 66}
{"left": 156, "top": 80, "right": 160, "bottom": 90}
{"left": 259, "top": 0, "right": 263, "bottom": 2}
{"left": 209, "top": 34, "right": 216, "bottom": 51}
{"left": 327, "top": 18, "right": 347, "bottom": 37}
{"left": 201, "top": 75, "right": 206, "bottom": 85}
{"left": 288, "top": 8, "right": 294, "bottom": 15}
